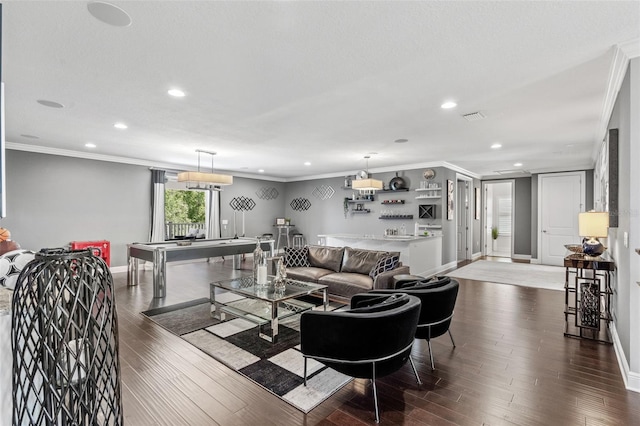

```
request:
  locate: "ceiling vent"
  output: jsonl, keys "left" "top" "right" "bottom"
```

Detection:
{"left": 462, "top": 111, "right": 485, "bottom": 122}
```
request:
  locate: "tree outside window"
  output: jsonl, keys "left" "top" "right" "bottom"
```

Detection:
{"left": 165, "top": 190, "right": 205, "bottom": 224}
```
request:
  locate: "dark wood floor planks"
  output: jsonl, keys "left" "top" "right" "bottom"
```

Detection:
{"left": 113, "top": 258, "right": 640, "bottom": 425}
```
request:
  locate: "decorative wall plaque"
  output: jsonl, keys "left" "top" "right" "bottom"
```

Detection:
{"left": 290, "top": 198, "right": 311, "bottom": 211}
{"left": 230, "top": 196, "right": 256, "bottom": 211}
{"left": 256, "top": 187, "right": 279, "bottom": 200}
{"left": 312, "top": 185, "right": 335, "bottom": 200}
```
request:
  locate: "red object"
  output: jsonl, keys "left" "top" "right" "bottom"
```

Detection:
{"left": 70, "top": 240, "right": 111, "bottom": 266}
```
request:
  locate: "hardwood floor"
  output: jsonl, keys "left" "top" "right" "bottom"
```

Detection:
{"left": 114, "top": 258, "right": 640, "bottom": 425}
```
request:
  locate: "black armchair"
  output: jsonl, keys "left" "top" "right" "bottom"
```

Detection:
{"left": 374, "top": 277, "right": 459, "bottom": 373}
{"left": 300, "top": 293, "right": 421, "bottom": 423}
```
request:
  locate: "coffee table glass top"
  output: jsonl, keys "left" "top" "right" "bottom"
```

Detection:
{"left": 211, "top": 275, "right": 327, "bottom": 303}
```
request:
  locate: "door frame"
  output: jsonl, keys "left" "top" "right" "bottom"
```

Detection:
{"left": 456, "top": 173, "right": 473, "bottom": 261}
{"left": 537, "top": 171, "right": 585, "bottom": 265}
{"left": 482, "top": 179, "right": 515, "bottom": 257}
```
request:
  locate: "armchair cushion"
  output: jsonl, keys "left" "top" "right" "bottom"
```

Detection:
{"left": 283, "top": 246, "right": 310, "bottom": 267}
{"left": 350, "top": 293, "right": 410, "bottom": 313}
{"left": 399, "top": 276, "right": 451, "bottom": 290}
{"left": 369, "top": 254, "right": 400, "bottom": 279}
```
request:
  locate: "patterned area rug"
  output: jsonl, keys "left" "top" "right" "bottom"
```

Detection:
{"left": 142, "top": 295, "right": 350, "bottom": 413}
{"left": 446, "top": 260, "right": 565, "bottom": 291}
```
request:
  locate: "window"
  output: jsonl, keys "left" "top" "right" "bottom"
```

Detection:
{"left": 165, "top": 189, "right": 206, "bottom": 238}
{"left": 497, "top": 197, "right": 512, "bottom": 236}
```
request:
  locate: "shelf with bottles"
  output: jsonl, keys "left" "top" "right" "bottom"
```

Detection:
{"left": 381, "top": 199, "right": 405, "bottom": 205}
{"left": 379, "top": 215, "right": 414, "bottom": 219}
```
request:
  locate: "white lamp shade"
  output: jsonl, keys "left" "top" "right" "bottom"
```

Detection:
{"left": 177, "top": 171, "right": 233, "bottom": 185}
{"left": 352, "top": 178, "right": 383, "bottom": 191}
{"left": 578, "top": 211, "right": 609, "bottom": 238}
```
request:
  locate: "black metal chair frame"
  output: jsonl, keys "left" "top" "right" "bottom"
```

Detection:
{"left": 303, "top": 342, "right": 420, "bottom": 423}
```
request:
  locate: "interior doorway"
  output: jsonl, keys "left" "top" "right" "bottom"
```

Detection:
{"left": 456, "top": 175, "right": 472, "bottom": 261}
{"left": 483, "top": 180, "right": 513, "bottom": 258}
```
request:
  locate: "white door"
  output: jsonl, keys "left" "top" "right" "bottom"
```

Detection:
{"left": 539, "top": 172, "right": 584, "bottom": 266}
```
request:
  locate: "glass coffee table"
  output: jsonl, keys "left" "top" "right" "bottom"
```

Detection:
{"left": 210, "top": 275, "right": 328, "bottom": 343}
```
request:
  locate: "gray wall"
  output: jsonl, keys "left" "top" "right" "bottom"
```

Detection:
{"left": 0, "top": 150, "right": 149, "bottom": 266}
{"left": 607, "top": 62, "right": 631, "bottom": 362}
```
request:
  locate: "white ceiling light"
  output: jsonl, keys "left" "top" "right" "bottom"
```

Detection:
{"left": 85, "top": 143, "right": 97, "bottom": 148}
{"left": 258, "top": 169, "right": 265, "bottom": 173}
{"left": 514, "top": 162, "right": 523, "bottom": 167}
{"left": 304, "top": 162, "right": 311, "bottom": 166}
{"left": 491, "top": 143, "right": 502, "bottom": 149}
{"left": 114, "top": 122, "right": 128, "bottom": 129}
{"left": 87, "top": 2, "right": 132, "bottom": 27}
{"left": 168, "top": 88, "right": 185, "bottom": 97}
{"left": 352, "top": 155, "right": 383, "bottom": 193}
{"left": 441, "top": 101, "right": 457, "bottom": 109}
{"left": 178, "top": 150, "right": 233, "bottom": 186}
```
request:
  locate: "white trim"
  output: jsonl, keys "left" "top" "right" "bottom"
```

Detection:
{"left": 456, "top": 174, "right": 474, "bottom": 262}
{"left": 511, "top": 254, "right": 531, "bottom": 261}
{"left": 618, "top": 37, "right": 640, "bottom": 59}
{"left": 596, "top": 46, "right": 630, "bottom": 152}
{"left": 482, "top": 179, "right": 515, "bottom": 258}
{"left": 610, "top": 321, "right": 640, "bottom": 393}
{"left": 471, "top": 251, "right": 482, "bottom": 261}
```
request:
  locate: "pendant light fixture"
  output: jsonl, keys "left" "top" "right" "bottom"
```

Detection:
{"left": 352, "top": 155, "right": 383, "bottom": 193}
{"left": 178, "top": 149, "right": 233, "bottom": 187}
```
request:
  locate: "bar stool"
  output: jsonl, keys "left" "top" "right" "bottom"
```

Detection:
{"left": 292, "top": 233, "right": 305, "bottom": 248}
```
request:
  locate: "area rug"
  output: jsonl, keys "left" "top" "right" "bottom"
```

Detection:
{"left": 142, "top": 295, "right": 351, "bottom": 413}
{"left": 446, "top": 260, "right": 565, "bottom": 291}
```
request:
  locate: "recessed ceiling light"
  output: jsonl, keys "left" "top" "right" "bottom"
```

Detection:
{"left": 258, "top": 169, "right": 265, "bottom": 173}
{"left": 514, "top": 162, "right": 523, "bottom": 167}
{"left": 304, "top": 162, "right": 311, "bottom": 166}
{"left": 114, "top": 122, "right": 128, "bottom": 129}
{"left": 168, "top": 88, "right": 185, "bottom": 97}
{"left": 491, "top": 143, "right": 502, "bottom": 149}
{"left": 37, "top": 99, "right": 64, "bottom": 108}
{"left": 87, "top": 1, "right": 132, "bottom": 27}
{"left": 85, "top": 143, "right": 97, "bottom": 148}
{"left": 441, "top": 101, "right": 457, "bottom": 109}
{"left": 394, "top": 139, "right": 408, "bottom": 144}
{"left": 20, "top": 134, "right": 39, "bottom": 139}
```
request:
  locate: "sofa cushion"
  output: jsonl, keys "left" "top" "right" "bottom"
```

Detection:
{"left": 341, "top": 247, "right": 388, "bottom": 275}
{"left": 283, "top": 246, "right": 310, "bottom": 267}
{"left": 318, "top": 272, "right": 373, "bottom": 298}
{"left": 286, "top": 267, "right": 333, "bottom": 283}
{"left": 369, "top": 254, "right": 400, "bottom": 279}
{"left": 307, "top": 245, "right": 345, "bottom": 273}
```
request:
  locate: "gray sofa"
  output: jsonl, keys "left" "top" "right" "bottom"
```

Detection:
{"left": 285, "top": 245, "right": 410, "bottom": 300}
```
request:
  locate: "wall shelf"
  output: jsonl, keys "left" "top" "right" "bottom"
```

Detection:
{"left": 381, "top": 200, "right": 405, "bottom": 205}
{"left": 416, "top": 195, "right": 441, "bottom": 199}
{"left": 379, "top": 215, "right": 414, "bottom": 219}
{"left": 377, "top": 188, "right": 409, "bottom": 193}
{"left": 415, "top": 187, "right": 441, "bottom": 192}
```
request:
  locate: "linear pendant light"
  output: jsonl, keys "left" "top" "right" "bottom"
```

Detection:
{"left": 178, "top": 150, "right": 233, "bottom": 186}
{"left": 352, "top": 155, "right": 383, "bottom": 192}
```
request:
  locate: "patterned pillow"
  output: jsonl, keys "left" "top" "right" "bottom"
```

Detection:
{"left": 369, "top": 254, "right": 400, "bottom": 279}
{"left": 284, "top": 246, "right": 310, "bottom": 267}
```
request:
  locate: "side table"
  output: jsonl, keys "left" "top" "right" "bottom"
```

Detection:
{"left": 563, "top": 253, "right": 615, "bottom": 344}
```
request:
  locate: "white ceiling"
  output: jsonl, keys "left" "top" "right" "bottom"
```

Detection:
{"left": 3, "top": 1, "right": 639, "bottom": 181}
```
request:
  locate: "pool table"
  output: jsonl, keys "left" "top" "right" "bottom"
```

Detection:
{"left": 127, "top": 237, "right": 274, "bottom": 298}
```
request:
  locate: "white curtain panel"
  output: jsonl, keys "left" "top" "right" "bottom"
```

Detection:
{"left": 150, "top": 169, "right": 166, "bottom": 242}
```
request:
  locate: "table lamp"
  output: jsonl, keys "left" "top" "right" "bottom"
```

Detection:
{"left": 578, "top": 211, "right": 609, "bottom": 256}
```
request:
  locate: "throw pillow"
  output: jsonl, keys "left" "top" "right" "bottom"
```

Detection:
{"left": 369, "top": 254, "right": 400, "bottom": 279}
{"left": 284, "top": 246, "right": 310, "bottom": 267}
{"left": 399, "top": 276, "right": 451, "bottom": 290}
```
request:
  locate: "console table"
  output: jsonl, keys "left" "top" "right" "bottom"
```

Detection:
{"left": 563, "top": 253, "right": 615, "bottom": 343}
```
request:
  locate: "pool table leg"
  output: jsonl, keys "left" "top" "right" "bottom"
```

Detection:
{"left": 153, "top": 249, "right": 167, "bottom": 298}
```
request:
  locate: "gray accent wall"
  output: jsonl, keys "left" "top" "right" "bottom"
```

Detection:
{"left": 0, "top": 150, "right": 149, "bottom": 266}
{"left": 513, "top": 177, "right": 532, "bottom": 256}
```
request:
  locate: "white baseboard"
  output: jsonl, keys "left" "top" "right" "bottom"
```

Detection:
{"left": 512, "top": 254, "right": 532, "bottom": 261}
{"left": 610, "top": 321, "right": 640, "bottom": 393}
{"left": 530, "top": 257, "right": 541, "bottom": 264}
{"left": 472, "top": 252, "right": 482, "bottom": 261}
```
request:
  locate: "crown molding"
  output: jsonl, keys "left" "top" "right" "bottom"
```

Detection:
{"left": 618, "top": 37, "right": 640, "bottom": 59}
{"left": 6, "top": 141, "right": 287, "bottom": 182}
{"left": 595, "top": 44, "right": 632, "bottom": 158}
